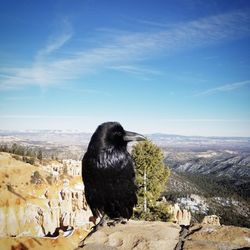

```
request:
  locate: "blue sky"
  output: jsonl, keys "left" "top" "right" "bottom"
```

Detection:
{"left": 0, "top": 0, "right": 250, "bottom": 136}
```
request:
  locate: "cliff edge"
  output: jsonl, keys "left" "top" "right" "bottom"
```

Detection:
{"left": 77, "top": 220, "right": 181, "bottom": 250}
{"left": 77, "top": 219, "right": 250, "bottom": 250}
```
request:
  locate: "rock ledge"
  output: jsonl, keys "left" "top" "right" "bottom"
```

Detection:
{"left": 78, "top": 220, "right": 181, "bottom": 250}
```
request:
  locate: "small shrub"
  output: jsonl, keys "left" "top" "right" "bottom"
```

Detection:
{"left": 12, "top": 155, "right": 22, "bottom": 161}
{"left": 46, "top": 174, "right": 53, "bottom": 185}
{"left": 133, "top": 202, "right": 172, "bottom": 222}
{"left": 22, "top": 156, "right": 35, "bottom": 165}
{"left": 30, "top": 171, "right": 44, "bottom": 185}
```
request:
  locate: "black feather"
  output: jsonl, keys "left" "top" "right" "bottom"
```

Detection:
{"left": 82, "top": 122, "right": 138, "bottom": 220}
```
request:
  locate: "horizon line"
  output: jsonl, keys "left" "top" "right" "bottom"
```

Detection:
{"left": 0, "top": 128, "right": 249, "bottom": 139}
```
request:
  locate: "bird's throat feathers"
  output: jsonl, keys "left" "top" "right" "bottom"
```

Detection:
{"left": 90, "top": 146, "right": 130, "bottom": 170}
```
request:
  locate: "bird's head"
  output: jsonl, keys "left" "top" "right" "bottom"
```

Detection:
{"left": 89, "top": 122, "right": 146, "bottom": 150}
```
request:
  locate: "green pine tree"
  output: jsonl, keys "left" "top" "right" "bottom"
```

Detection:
{"left": 131, "top": 140, "right": 171, "bottom": 221}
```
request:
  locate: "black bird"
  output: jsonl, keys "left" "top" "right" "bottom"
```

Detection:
{"left": 82, "top": 122, "right": 146, "bottom": 228}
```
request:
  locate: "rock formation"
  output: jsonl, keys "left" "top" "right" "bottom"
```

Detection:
{"left": 184, "top": 223, "right": 250, "bottom": 250}
{"left": 76, "top": 217, "right": 250, "bottom": 250}
{"left": 202, "top": 214, "right": 220, "bottom": 226}
{"left": 169, "top": 203, "right": 191, "bottom": 226}
{"left": 0, "top": 187, "right": 93, "bottom": 237}
{"left": 78, "top": 220, "right": 181, "bottom": 250}
{"left": 0, "top": 152, "right": 92, "bottom": 237}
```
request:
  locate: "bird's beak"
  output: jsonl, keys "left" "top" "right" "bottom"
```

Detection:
{"left": 123, "top": 131, "right": 147, "bottom": 142}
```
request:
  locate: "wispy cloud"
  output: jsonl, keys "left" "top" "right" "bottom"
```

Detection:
{"left": 58, "top": 85, "right": 111, "bottom": 96}
{"left": 37, "top": 19, "right": 73, "bottom": 58}
{"left": 194, "top": 80, "right": 250, "bottom": 96}
{"left": 1, "top": 9, "right": 250, "bottom": 89}
{"left": 107, "top": 65, "right": 162, "bottom": 76}
{"left": 129, "top": 18, "right": 172, "bottom": 29}
{"left": 37, "top": 33, "right": 72, "bottom": 58}
{"left": 0, "top": 19, "right": 74, "bottom": 89}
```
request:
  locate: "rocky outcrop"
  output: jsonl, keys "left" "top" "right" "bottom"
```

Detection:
{"left": 78, "top": 220, "right": 181, "bottom": 250}
{"left": 62, "top": 159, "right": 82, "bottom": 176}
{"left": 0, "top": 152, "right": 93, "bottom": 237}
{"left": 184, "top": 223, "right": 250, "bottom": 250}
{"left": 202, "top": 215, "right": 220, "bottom": 226}
{"left": 0, "top": 187, "right": 92, "bottom": 237}
{"left": 0, "top": 214, "right": 249, "bottom": 250}
{"left": 77, "top": 219, "right": 250, "bottom": 250}
{"left": 44, "top": 160, "right": 81, "bottom": 178}
{"left": 169, "top": 203, "right": 191, "bottom": 226}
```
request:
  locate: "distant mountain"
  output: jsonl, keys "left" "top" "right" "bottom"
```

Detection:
{"left": 165, "top": 149, "right": 250, "bottom": 198}
{"left": 1, "top": 130, "right": 250, "bottom": 150}
{"left": 0, "top": 130, "right": 92, "bottom": 146}
{"left": 148, "top": 134, "right": 250, "bottom": 152}
{"left": 0, "top": 130, "right": 92, "bottom": 160}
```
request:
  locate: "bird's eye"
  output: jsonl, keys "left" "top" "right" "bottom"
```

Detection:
{"left": 114, "top": 131, "right": 123, "bottom": 137}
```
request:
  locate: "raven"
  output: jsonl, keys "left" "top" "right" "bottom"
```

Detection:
{"left": 82, "top": 122, "right": 146, "bottom": 228}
